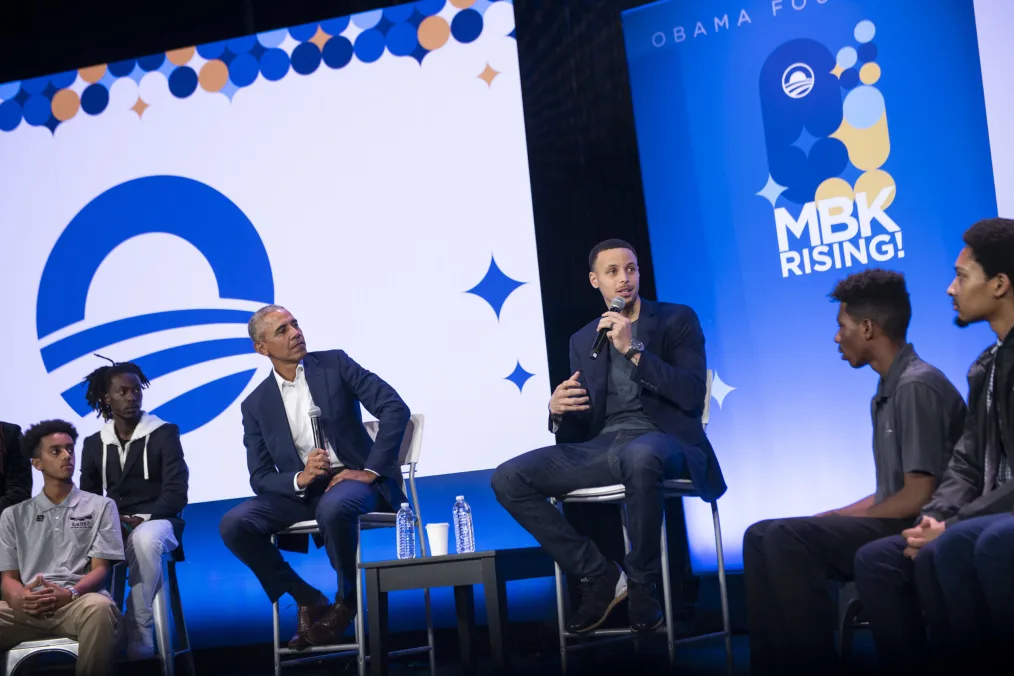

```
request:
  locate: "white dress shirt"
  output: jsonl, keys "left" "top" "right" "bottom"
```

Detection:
{"left": 275, "top": 363, "right": 343, "bottom": 495}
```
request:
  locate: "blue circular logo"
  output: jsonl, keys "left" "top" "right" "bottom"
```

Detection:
{"left": 36, "top": 175, "right": 274, "bottom": 434}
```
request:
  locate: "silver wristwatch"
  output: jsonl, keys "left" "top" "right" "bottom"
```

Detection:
{"left": 68, "top": 586, "right": 80, "bottom": 602}
{"left": 624, "top": 339, "right": 645, "bottom": 360}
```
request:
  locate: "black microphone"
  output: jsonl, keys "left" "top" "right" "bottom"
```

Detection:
{"left": 308, "top": 406, "right": 326, "bottom": 450}
{"left": 590, "top": 296, "right": 626, "bottom": 360}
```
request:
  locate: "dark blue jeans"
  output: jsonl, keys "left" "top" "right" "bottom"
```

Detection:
{"left": 219, "top": 479, "right": 386, "bottom": 604}
{"left": 491, "top": 429, "right": 687, "bottom": 584}
{"left": 854, "top": 512, "right": 1014, "bottom": 671}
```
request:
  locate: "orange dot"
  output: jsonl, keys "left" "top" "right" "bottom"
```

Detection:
{"left": 79, "top": 65, "right": 106, "bottom": 83}
{"left": 450, "top": 0, "right": 476, "bottom": 7}
{"left": 51, "top": 89, "right": 80, "bottom": 121}
{"left": 199, "top": 60, "right": 228, "bottom": 92}
{"left": 167, "top": 46, "right": 196, "bottom": 66}
{"left": 418, "top": 16, "right": 450, "bottom": 51}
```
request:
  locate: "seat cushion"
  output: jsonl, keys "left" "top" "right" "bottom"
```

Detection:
{"left": 560, "top": 479, "right": 698, "bottom": 501}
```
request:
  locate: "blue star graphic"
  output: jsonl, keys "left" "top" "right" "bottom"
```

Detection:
{"left": 505, "top": 361, "right": 534, "bottom": 393}
{"left": 756, "top": 174, "right": 787, "bottom": 207}
{"left": 465, "top": 255, "right": 526, "bottom": 320}
{"left": 791, "top": 127, "right": 820, "bottom": 156}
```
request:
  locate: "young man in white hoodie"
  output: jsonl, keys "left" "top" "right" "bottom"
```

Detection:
{"left": 79, "top": 359, "right": 189, "bottom": 661}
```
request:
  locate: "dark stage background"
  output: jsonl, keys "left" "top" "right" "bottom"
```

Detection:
{"left": 0, "top": 0, "right": 730, "bottom": 669}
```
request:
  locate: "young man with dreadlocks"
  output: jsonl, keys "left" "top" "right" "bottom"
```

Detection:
{"left": 78, "top": 359, "right": 189, "bottom": 661}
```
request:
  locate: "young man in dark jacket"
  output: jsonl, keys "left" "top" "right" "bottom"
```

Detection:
{"left": 79, "top": 359, "right": 189, "bottom": 661}
{"left": 854, "top": 217, "right": 1014, "bottom": 671}
{"left": 0, "top": 421, "right": 32, "bottom": 515}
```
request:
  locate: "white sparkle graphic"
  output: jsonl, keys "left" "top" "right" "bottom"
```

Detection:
{"left": 756, "top": 174, "right": 787, "bottom": 207}
{"left": 711, "top": 370, "right": 736, "bottom": 408}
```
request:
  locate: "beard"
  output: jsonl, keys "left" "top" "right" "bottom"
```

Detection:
{"left": 954, "top": 315, "right": 970, "bottom": 328}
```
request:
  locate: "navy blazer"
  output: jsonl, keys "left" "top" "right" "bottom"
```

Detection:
{"left": 242, "top": 349, "right": 410, "bottom": 511}
{"left": 552, "top": 299, "right": 727, "bottom": 502}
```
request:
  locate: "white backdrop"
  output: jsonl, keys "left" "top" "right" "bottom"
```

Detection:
{"left": 0, "top": 1, "right": 555, "bottom": 503}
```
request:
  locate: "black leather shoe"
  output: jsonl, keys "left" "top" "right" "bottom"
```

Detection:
{"left": 306, "top": 595, "right": 356, "bottom": 646}
{"left": 565, "top": 562, "right": 627, "bottom": 634}
{"left": 288, "top": 595, "right": 330, "bottom": 650}
{"left": 628, "top": 580, "right": 663, "bottom": 633}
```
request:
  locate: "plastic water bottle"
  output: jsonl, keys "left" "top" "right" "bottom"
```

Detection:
{"left": 396, "top": 502, "right": 416, "bottom": 559}
{"left": 452, "top": 495, "right": 475, "bottom": 554}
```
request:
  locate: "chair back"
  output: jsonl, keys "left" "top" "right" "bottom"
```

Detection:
{"left": 702, "top": 369, "right": 714, "bottom": 430}
{"left": 363, "top": 414, "right": 425, "bottom": 467}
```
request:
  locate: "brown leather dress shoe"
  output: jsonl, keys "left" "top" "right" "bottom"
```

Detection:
{"left": 305, "top": 595, "right": 356, "bottom": 646}
{"left": 288, "top": 596, "right": 331, "bottom": 650}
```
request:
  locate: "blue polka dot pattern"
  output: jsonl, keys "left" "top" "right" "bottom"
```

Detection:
{"left": 51, "top": 71, "right": 77, "bottom": 89}
{"left": 322, "top": 37, "right": 354, "bottom": 69}
{"left": 321, "top": 17, "right": 351, "bottom": 35}
{"left": 840, "top": 68, "right": 860, "bottom": 90}
{"left": 227, "top": 35, "right": 257, "bottom": 54}
{"left": 259, "top": 48, "right": 290, "bottom": 81}
{"left": 24, "top": 96, "right": 52, "bottom": 126}
{"left": 0, "top": 0, "right": 503, "bottom": 135}
{"left": 289, "top": 22, "right": 319, "bottom": 42}
{"left": 138, "top": 54, "right": 166, "bottom": 72}
{"left": 386, "top": 23, "right": 419, "bottom": 57}
{"left": 354, "top": 30, "right": 386, "bottom": 64}
{"left": 0, "top": 81, "right": 19, "bottom": 100}
{"left": 229, "top": 54, "right": 259, "bottom": 87}
{"left": 257, "top": 29, "right": 287, "bottom": 49}
{"left": 168, "top": 67, "right": 198, "bottom": 98}
{"left": 197, "top": 41, "right": 227, "bottom": 59}
{"left": 858, "top": 42, "right": 877, "bottom": 64}
{"left": 383, "top": 5, "right": 415, "bottom": 23}
{"left": 81, "top": 84, "right": 109, "bottom": 115}
{"left": 291, "top": 42, "right": 322, "bottom": 75}
{"left": 22, "top": 77, "right": 49, "bottom": 95}
{"left": 0, "top": 100, "right": 22, "bottom": 131}
{"left": 451, "top": 9, "right": 483, "bottom": 44}
{"left": 416, "top": 0, "right": 446, "bottom": 16}
{"left": 108, "top": 59, "right": 136, "bottom": 77}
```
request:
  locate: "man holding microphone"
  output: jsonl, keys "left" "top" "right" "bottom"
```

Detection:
{"left": 492, "top": 239, "right": 726, "bottom": 634}
{"left": 219, "top": 305, "right": 410, "bottom": 650}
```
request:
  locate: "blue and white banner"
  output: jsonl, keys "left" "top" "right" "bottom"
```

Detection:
{"left": 623, "top": 0, "right": 1012, "bottom": 570}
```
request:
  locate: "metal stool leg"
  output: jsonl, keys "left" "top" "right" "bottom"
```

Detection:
{"left": 660, "top": 510, "right": 676, "bottom": 668}
{"left": 356, "top": 530, "right": 366, "bottom": 676}
{"left": 271, "top": 534, "right": 282, "bottom": 676}
{"left": 423, "top": 587, "right": 436, "bottom": 676}
{"left": 166, "top": 560, "right": 195, "bottom": 676}
{"left": 711, "top": 502, "right": 733, "bottom": 676}
{"left": 152, "top": 570, "right": 174, "bottom": 676}
{"left": 554, "top": 559, "right": 568, "bottom": 676}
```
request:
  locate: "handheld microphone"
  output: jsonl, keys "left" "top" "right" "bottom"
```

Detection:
{"left": 308, "top": 406, "right": 326, "bottom": 450}
{"left": 590, "top": 296, "right": 626, "bottom": 360}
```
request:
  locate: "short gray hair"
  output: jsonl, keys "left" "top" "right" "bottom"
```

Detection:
{"left": 248, "top": 304, "right": 286, "bottom": 342}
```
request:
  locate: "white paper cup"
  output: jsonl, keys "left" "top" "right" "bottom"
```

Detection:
{"left": 425, "top": 523, "right": 449, "bottom": 556}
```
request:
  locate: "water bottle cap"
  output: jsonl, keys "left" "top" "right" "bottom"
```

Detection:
{"left": 455, "top": 496, "right": 464, "bottom": 501}
{"left": 401, "top": 502, "right": 409, "bottom": 508}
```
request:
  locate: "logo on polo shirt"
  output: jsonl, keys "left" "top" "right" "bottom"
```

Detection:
{"left": 35, "top": 176, "right": 275, "bottom": 436}
{"left": 69, "top": 515, "right": 94, "bottom": 529}
{"left": 36, "top": 515, "right": 43, "bottom": 522}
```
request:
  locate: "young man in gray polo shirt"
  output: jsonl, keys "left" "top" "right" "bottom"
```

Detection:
{"left": 743, "top": 269, "right": 966, "bottom": 675}
{"left": 0, "top": 419, "right": 124, "bottom": 676}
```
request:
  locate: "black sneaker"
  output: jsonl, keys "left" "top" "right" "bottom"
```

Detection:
{"left": 566, "top": 562, "right": 628, "bottom": 634}
{"left": 628, "top": 580, "right": 663, "bottom": 633}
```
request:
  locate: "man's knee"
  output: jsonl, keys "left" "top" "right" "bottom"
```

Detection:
{"left": 490, "top": 462, "right": 518, "bottom": 502}
{"left": 743, "top": 519, "right": 777, "bottom": 551}
{"left": 75, "top": 593, "right": 119, "bottom": 631}
{"left": 621, "top": 441, "right": 664, "bottom": 482}
{"left": 854, "top": 536, "right": 904, "bottom": 582}
{"left": 219, "top": 506, "right": 251, "bottom": 545}
{"left": 974, "top": 519, "right": 1014, "bottom": 567}
{"left": 316, "top": 494, "right": 363, "bottom": 527}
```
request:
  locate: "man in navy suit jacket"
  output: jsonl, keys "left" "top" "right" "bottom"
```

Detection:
{"left": 492, "top": 239, "right": 726, "bottom": 635}
{"left": 220, "top": 305, "right": 409, "bottom": 650}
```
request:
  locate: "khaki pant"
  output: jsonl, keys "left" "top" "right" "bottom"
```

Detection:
{"left": 0, "top": 592, "right": 119, "bottom": 676}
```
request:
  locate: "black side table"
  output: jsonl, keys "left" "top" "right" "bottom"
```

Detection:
{"left": 360, "top": 547, "right": 554, "bottom": 675}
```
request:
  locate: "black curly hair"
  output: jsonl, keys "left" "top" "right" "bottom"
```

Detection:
{"left": 22, "top": 419, "right": 78, "bottom": 459}
{"left": 829, "top": 268, "right": 911, "bottom": 342}
{"left": 83, "top": 355, "right": 150, "bottom": 421}
{"left": 963, "top": 217, "right": 1014, "bottom": 282}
